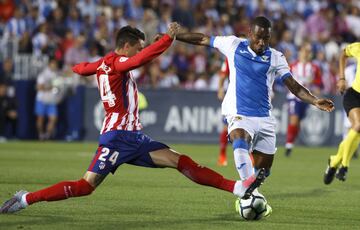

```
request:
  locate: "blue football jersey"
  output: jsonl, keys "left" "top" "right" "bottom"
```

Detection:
{"left": 210, "top": 36, "right": 292, "bottom": 117}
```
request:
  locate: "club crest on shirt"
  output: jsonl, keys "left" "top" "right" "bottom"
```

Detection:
{"left": 234, "top": 116, "right": 242, "bottom": 121}
{"left": 99, "top": 162, "right": 106, "bottom": 170}
{"left": 97, "top": 61, "right": 111, "bottom": 74}
{"left": 261, "top": 55, "right": 269, "bottom": 62}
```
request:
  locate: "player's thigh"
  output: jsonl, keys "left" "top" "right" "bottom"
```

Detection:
{"left": 83, "top": 171, "right": 107, "bottom": 188}
{"left": 149, "top": 148, "right": 181, "bottom": 168}
{"left": 226, "top": 115, "right": 254, "bottom": 143}
{"left": 87, "top": 146, "right": 123, "bottom": 176}
{"left": 348, "top": 108, "right": 360, "bottom": 131}
{"left": 252, "top": 117, "right": 276, "bottom": 169}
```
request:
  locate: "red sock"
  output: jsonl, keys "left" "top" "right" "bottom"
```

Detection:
{"left": 219, "top": 129, "right": 228, "bottom": 157}
{"left": 177, "top": 155, "right": 235, "bottom": 193}
{"left": 286, "top": 124, "right": 299, "bottom": 145}
{"left": 26, "top": 179, "right": 94, "bottom": 205}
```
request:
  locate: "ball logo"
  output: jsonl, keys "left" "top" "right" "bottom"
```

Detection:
{"left": 300, "top": 106, "right": 331, "bottom": 145}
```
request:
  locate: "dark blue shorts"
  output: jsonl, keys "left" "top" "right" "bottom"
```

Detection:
{"left": 87, "top": 130, "right": 169, "bottom": 175}
{"left": 287, "top": 99, "right": 309, "bottom": 120}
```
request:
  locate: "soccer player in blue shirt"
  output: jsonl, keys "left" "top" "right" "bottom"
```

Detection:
{"left": 176, "top": 16, "right": 334, "bottom": 204}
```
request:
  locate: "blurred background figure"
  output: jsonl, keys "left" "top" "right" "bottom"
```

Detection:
{"left": 35, "top": 59, "right": 62, "bottom": 140}
{"left": 0, "top": 80, "right": 17, "bottom": 142}
{"left": 284, "top": 41, "right": 323, "bottom": 156}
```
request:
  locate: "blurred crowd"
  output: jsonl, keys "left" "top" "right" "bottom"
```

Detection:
{"left": 0, "top": 0, "right": 359, "bottom": 139}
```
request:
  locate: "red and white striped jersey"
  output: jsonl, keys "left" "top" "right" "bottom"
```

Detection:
{"left": 287, "top": 60, "right": 322, "bottom": 99}
{"left": 72, "top": 34, "right": 173, "bottom": 134}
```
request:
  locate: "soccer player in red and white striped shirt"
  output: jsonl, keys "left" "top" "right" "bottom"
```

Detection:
{"left": 284, "top": 42, "right": 323, "bottom": 156}
{"left": 1, "top": 23, "right": 266, "bottom": 214}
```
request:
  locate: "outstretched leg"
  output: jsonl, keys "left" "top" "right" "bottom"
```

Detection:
{"left": 149, "top": 148, "right": 265, "bottom": 199}
{"left": 0, "top": 172, "right": 105, "bottom": 213}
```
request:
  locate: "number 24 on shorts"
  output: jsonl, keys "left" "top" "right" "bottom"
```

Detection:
{"left": 99, "top": 147, "right": 119, "bottom": 165}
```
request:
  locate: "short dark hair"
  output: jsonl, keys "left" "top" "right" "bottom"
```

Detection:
{"left": 115, "top": 26, "right": 145, "bottom": 48}
{"left": 251, "top": 16, "right": 272, "bottom": 29}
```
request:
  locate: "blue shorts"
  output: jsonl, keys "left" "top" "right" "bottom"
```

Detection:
{"left": 35, "top": 100, "right": 58, "bottom": 117}
{"left": 88, "top": 130, "right": 169, "bottom": 175}
{"left": 287, "top": 99, "right": 309, "bottom": 120}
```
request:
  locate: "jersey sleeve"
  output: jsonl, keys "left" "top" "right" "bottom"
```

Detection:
{"left": 72, "top": 58, "right": 103, "bottom": 76}
{"left": 210, "top": 35, "right": 241, "bottom": 56}
{"left": 113, "top": 34, "right": 173, "bottom": 72}
{"left": 273, "top": 50, "right": 292, "bottom": 81}
{"left": 345, "top": 42, "right": 360, "bottom": 58}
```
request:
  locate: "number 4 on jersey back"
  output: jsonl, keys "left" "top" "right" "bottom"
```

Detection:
{"left": 99, "top": 74, "right": 116, "bottom": 107}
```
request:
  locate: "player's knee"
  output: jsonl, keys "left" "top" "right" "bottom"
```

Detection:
{"left": 74, "top": 179, "right": 95, "bottom": 197}
{"left": 232, "top": 138, "right": 249, "bottom": 151}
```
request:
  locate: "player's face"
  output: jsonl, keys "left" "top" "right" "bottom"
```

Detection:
{"left": 126, "top": 40, "right": 144, "bottom": 57}
{"left": 249, "top": 25, "right": 271, "bottom": 55}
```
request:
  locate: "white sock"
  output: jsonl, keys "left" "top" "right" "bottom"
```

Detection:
{"left": 233, "top": 148, "right": 254, "bottom": 180}
{"left": 20, "top": 193, "right": 29, "bottom": 207}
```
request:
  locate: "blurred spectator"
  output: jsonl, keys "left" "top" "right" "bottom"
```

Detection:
{"left": 1, "top": 0, "right": 359, "bottom": 94}
{"left": 35, "top": 59, "right": 62, "bottom": 140}
{"left": 193, "top": 72, "right": 208, "bottom": 90}
{"left": 172, "top": 0, "right": 194, "bottom": 29}
{"left": 77, "top": 0, "right": 97, "bottom": 24}
{"left": 32, "top": 23, "right": 49, "bottom": 57}
{"left": 141, "top": 9, "right": 158, "bottom": 44}
{"left": 277, "top": 30, "right": 297, "bottom": 63}
{"left": 65, "top": 7, "right": 83, "bottom": 37}
{"left": 49, "top": 7, "right": 67, "bottom": 39}
{"left": 2, "top": 8, "right": 26, "bottom": 41}
{"left": 64, "top": 33, "right": 88, "bottom": 67}
{"left": 0, "top": 58, "right": 15, "bottom": 97}
{"left": 0, "top": 80, "right": 17, "bottom": 142}
{"left": 18, "top": 31, "right": 33, "bottom": 54}
{"left": 25, "top": 6, "right": 45, "bottom": 34}
{"left": 157, "top": 66, "right": 179, "bottom": 88}
{"left": 0, "top": 0, "right": 15, "bottom": 23}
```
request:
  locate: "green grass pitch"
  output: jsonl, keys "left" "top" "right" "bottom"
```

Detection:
{"left": 0, "top": 142, "right": 360, "bottom": 230}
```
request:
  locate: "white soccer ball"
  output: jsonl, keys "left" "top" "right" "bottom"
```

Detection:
{"left": 236, "top": 194, "right": 268, "bottom": 220}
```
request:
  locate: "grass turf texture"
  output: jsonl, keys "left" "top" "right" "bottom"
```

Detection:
{"left": 0, "top": 142, "right": 360, "bottom": 230}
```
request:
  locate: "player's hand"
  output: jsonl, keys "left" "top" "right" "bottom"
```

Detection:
{"left": 313, "top": 98, "right": 335, "bottom": 112}
{"left": 166, "top": 22, "right": 181, "bottom": 39}
{"left": 336, "top": 79, "right": 347, "bottom": 95}
{"left": 217, "top": 88, "right": 225, "bottom": 100}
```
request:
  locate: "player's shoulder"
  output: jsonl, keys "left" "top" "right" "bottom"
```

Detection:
{"left": 346, "top": 42, "right": 360, "bottom": 54}
{"left": 269, "top": 47, "right": 284, "bottom": 57}
{"left": 346, "top": 42, "right": 360, "bottom": 49}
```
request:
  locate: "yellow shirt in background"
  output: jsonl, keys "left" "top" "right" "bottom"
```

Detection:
{"left": 345, "top": 42, "right": 360, "bottom": 93}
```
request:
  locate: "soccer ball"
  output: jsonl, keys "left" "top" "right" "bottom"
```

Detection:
{"left": 235, "top": 194, "right": 269, "bottom": 220}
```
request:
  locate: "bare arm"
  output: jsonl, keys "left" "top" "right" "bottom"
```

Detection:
{"left": 284, "top": 76, "right": 317, "bottom": 104}
{"left": 284, "top": 76, "right": 334, "bottom": 112}
{"left": 217, "top": 75, "right": 226, "bottom": 100}
{"left": 337, "top": 48, "right": 348, "bottom": 94}
{"left": 176, "top": 33, "right": 211, "bottom": 46}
